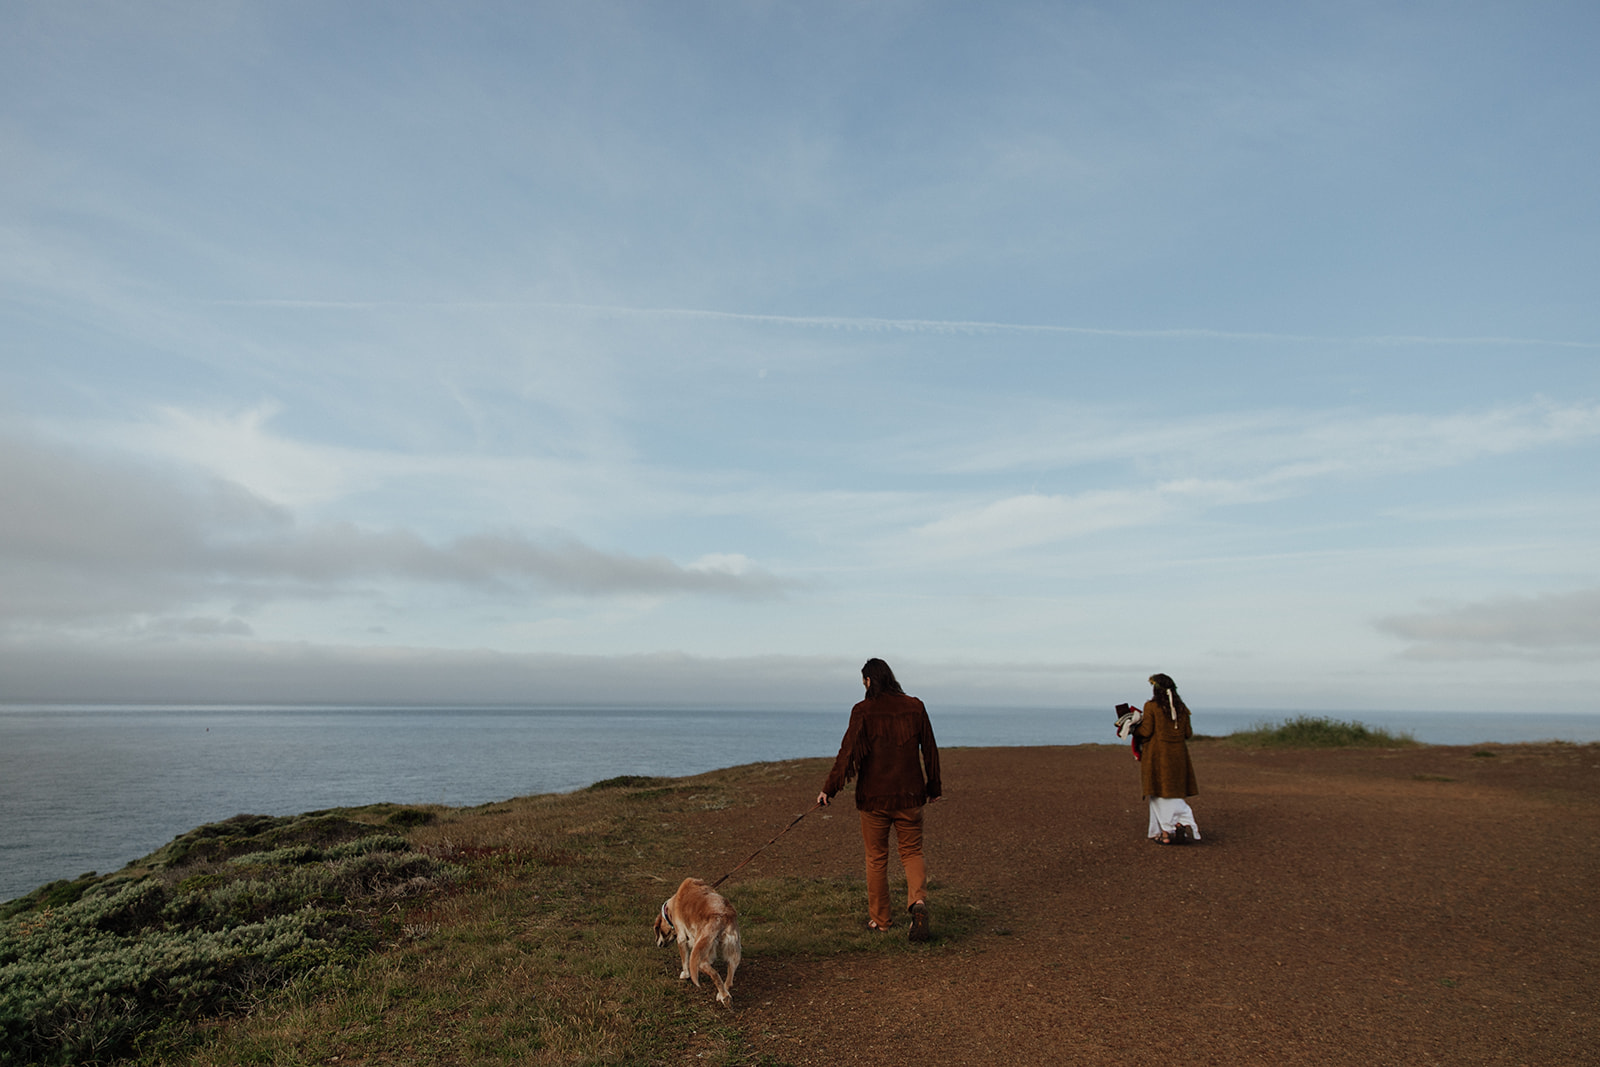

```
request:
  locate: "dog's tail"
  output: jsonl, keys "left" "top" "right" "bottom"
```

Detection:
{"left": 719, "top": 924, "right": 741, "bottom": 992}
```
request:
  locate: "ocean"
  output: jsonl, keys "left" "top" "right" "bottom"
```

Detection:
{"left": 4, "top": 702, "right": 1598, "bottom": 903}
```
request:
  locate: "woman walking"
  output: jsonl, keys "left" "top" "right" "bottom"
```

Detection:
{"left": 817, "top": 658, "right": 942, "bottom": 940}
{"left": 1132, "top": 672, "right": 1201, "bottom": 844}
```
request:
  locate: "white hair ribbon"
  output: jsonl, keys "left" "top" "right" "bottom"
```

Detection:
{"left": 1167, "top": 688, "right": 1177, "bottom": 722}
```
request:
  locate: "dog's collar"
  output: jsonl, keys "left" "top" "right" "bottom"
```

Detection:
{"left": 659, "top": 901, "right": 673, "bottom": 930}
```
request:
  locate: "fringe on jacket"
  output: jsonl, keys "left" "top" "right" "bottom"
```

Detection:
{"left": 821, "top": 692, "right": 942, "bottom": 812}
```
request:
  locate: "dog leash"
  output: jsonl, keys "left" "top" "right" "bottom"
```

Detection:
{"left": 709, "top": 801, "right": 822, "bottom": 890}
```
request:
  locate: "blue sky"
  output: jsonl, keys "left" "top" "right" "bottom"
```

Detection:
{"left": 3, "top": 1, "right": 1597, "bottom": 710}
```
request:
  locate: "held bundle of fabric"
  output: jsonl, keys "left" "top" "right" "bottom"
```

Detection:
{"left": 1114, "top": 702, "right": 1144, "bottom": 760}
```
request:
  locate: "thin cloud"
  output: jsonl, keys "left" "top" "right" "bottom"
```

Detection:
{"left": 1376, "top": 588, "right": 1600, "bottom": 660}
{"left": 205, "top": 299, "right": 1600, "bottom": 350}
{"left": 911, "top": 481, "right": 1243, "bottom": 558}
{"left": 908, "top": 401, "right": 1600, "bottom": 559}
{"left": 934, "top": 400, "right": 1600, "bottom": 477}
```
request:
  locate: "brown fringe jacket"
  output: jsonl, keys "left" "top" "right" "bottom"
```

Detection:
{"left": 1135, "top": 697, "right": 1199, "bottom": 799}
{"left": 821, "top": 692, "right": 942, "bottom": 811}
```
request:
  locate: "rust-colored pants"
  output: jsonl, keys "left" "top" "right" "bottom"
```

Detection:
{"left": 859, "top": 806, "right": 927, "bottom": 929}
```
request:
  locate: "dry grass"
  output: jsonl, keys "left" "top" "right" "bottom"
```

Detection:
{"left": 164, "top": 760, "right": 970, "bottom": 1067}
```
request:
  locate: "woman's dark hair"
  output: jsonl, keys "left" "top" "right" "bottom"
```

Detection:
{"left": 861, "top": 658, "right": 905, "bottom": 699}
{"left": 1148, "top": 673, "right": 1190, "bottom": 718}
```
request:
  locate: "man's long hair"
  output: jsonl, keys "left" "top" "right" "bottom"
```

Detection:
{"left": 862, "top": 658, "right": 905, "bottom": 699}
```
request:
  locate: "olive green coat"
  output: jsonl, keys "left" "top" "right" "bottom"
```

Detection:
{"left": 1135, "top": 698, "right": 1199, "bottom": 798}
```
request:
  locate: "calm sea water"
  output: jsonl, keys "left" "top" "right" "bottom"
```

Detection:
{"left": 4, "top": 703, "right": 1597, "bottom": 903}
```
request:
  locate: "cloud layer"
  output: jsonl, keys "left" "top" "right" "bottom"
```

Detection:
{"left": 0, "top": 432, "right": 787, "bottom": 639}
{"left": 1377, "top": 588, "right": 1600, "bottom": 661}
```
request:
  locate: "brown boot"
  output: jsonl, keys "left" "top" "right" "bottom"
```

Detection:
{"left": 908, "top": 901, "right": 931, "bottom": 942}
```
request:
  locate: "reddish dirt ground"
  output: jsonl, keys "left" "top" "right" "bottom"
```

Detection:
{"left": 688, "top": 741, "right": 1599, "bottom": 1066}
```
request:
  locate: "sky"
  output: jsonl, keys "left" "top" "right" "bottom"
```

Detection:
{"left": 2, "top": 1, "right": 1597, "bottom": 712}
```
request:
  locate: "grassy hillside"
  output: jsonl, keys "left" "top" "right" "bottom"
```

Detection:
{"left": 2, "top": 758, "right": 969, "bottom": 1066}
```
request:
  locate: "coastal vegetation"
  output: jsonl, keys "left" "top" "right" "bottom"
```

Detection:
{"left": 0, "top": 807, "right": 461, "bottom": 1065}
{"left": 1223, "top": 714, "right": 1419, "bottom": 748}
{"left": 1, "top": 759, "right": 972, "bottom": 1066}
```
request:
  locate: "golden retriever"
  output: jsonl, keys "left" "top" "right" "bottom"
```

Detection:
{"left": 653, "top": 877, "right": 741, "bottom": 1007}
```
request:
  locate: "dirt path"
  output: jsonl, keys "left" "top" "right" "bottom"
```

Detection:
{"left": 689, "top": 742, "right": 1599, "bottom": 1066}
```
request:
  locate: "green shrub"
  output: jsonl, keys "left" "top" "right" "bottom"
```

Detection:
{"left": 384, "top": 807, "right": 436, "bottom": 828}
{"left": 1226, "top": 715, "right": 1418, "bottom": 748}
{"left": 226, "top": 844, "right": 324, "bottom": 867}
{"left": 586, "top": 774, "right": 672, "bottom": 790}
{"left": 0, "top": 811, "right": 462, "bottom": 1065}
{"left": 0, "top": 874, "right": 104, "bottom": 922}
{"left": 326, "top": 833, "right": 410, "bottom": 859}
{"left": 145, "top": 813, "right": 381, "bottom": 870}
{"left": 0, "top": 903, "right": 335, "bottom": 1064}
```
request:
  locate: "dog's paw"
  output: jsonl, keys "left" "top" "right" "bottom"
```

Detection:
{"left": 678, "top": 969, "right": 691, "bottom": 980}
{"left": 717, "top": 991, "right": 732, "bottom": 1007}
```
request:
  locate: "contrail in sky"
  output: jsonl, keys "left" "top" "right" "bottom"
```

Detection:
{"left": 210, "top": 299, "right": 1600, "bottom": 349}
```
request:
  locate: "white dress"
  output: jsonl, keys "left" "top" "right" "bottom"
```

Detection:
{"left": 1147, "top": 795, "right": 1201, "bottom": 840}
